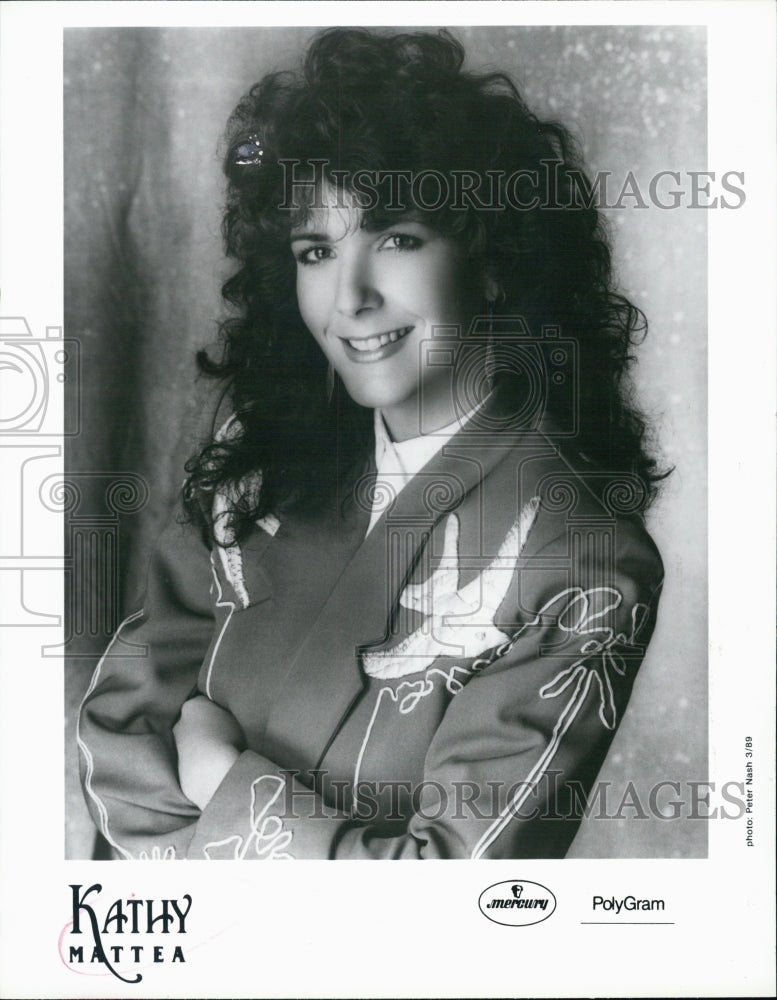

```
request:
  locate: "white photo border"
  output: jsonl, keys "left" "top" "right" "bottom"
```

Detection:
{"left": 0, "top": 2, "right": 774, "bottom": 998}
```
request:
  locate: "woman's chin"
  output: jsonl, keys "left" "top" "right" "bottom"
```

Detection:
{"left": 340, "top": 380, "right": 415, "bottom": 415}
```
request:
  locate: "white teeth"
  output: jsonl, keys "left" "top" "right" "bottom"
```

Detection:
{"left": 347, "top": 327, "right": 411, "bottom": 352}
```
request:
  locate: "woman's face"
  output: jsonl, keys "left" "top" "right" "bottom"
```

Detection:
{"left": 291, "top": 196, "right": 483, "bottom": 441}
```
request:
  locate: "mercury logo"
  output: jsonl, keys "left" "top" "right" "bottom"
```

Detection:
{"left": 478, "top": 880, "right": 557, "bottom": 927}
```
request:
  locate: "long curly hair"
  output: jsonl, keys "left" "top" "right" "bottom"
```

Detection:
{"left": 184, "top": 27, "right": 667, "bottom": 541}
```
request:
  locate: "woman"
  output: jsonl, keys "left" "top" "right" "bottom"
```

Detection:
{"left": 78, "top": 27, "right": 665, "bottom": 860}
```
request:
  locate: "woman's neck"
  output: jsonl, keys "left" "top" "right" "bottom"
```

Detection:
{"left": 382, "top": 352, "right": 492, "bottom": 442}
{"left": 381, "top": 386, "right": 492, "bottom": 443}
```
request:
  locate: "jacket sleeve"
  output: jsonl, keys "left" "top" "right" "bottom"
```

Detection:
{"left": 186, "top": 517, "right": 664, "bottom": 860}
{"left": 77, "top": 510, "right": 216, "bottom": 860}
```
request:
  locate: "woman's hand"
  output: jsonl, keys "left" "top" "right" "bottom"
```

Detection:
{"left": 173, "top": 695, "right": 244, "bottom": 811}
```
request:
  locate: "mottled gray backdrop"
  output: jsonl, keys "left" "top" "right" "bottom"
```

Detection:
{"left": 64, "top": 25, "right": 707, "bottom": 859}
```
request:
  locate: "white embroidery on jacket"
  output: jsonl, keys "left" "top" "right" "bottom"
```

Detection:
{"left": 212, "top": 480, "right": 258, "bottom": 609}
{"left": 257, "top": 513, "right": 280, "bottom": 536}
{"left": 470, "top": 586, "right": 651, "bottom": 859}
{"left": 351, "top": 661, "right": 491, "bottom": 816}
{"left": 202, "top": 774, "right": 294, "bottom": 860}
{"left": 203, "top": 555, "right": 236, "bottom": 700}
{"left": 362, "top": 497, "right": 540, "bottom": 680}
{"left": 540, "top": 595, "right": 651, "bottom": 730}
{"left": 77, "top": 609, "right": 145, "bottom": 861}
{"left": 394, "top": 664, "right": 475, "bottom": 712}
{"left": 138, "top": 845, "right": 177, "bottom": 860}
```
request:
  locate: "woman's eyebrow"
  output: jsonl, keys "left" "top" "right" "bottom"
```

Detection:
{"left": 289, "top": 231, "right": 330, "bottom": 244}
{"left": 361, "top": 214, "right": 426, "bottom": 233}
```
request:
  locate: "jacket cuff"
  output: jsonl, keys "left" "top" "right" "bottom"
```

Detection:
{"left": 187, "top": 750, "right": 295, "bottom": 860}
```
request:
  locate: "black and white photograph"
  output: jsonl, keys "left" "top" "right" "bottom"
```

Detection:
{"left": 0, "top": 2, "right": 774, "bottom": 997}
{"left": 67, "top": 21, "right": 704, "bottom": 864}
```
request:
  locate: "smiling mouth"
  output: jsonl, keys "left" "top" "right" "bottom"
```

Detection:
{"left": 344, "top": 326, "right": 413, "bottom": 352}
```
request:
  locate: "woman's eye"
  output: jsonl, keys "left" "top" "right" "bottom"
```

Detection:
{"left": 295, "top": 245, "right": 332, "bottom": 266}
{"left": 379, "top": 232, "right": 423, "bottom": 252}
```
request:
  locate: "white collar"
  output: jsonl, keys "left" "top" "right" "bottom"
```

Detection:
{"left": 372, "top": 406, "right": 480, "bottom": 476}
{"left": 366, "top": 397, "right": 489, "bottom": 536}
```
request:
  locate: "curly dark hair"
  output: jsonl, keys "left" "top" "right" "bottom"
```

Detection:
{"left": 183, "top": 27, "right": 667, "bottom": 541}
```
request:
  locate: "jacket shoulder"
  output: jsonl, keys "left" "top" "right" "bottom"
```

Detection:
{"left": 494, "top": 438, "right": 664, "bottom": 585}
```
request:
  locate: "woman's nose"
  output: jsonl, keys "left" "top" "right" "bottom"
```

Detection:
{"left": 333, "top": 251, "right": 382, "bottom": 317}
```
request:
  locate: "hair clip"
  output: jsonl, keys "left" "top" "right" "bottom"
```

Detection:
{"left": 234, "top": 134, "right": 265, "bottom": 166}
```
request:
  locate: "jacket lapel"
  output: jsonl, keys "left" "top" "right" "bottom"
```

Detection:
{"left": 261, "top": 396, "right": 552, "bottom": 773}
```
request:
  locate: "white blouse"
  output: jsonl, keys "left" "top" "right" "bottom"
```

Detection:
{"left": 367, "top": 400, "right": 487, "bottom": 536}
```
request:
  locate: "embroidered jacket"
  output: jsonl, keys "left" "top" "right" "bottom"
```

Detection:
{"left": 78, "top": 405, "right": 663, "bottom": 860}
